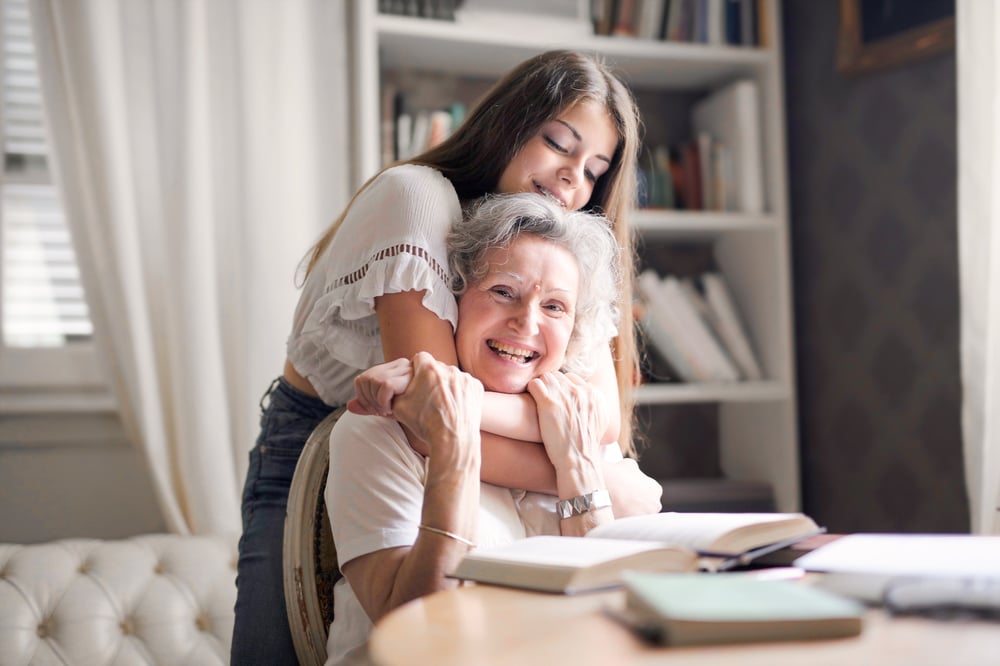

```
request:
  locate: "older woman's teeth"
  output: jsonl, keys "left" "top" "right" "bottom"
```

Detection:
{"left": 488, "top": 340, "right": 535, "bottom": 363}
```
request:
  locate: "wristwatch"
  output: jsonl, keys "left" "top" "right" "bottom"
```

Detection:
{"left": 557, "top": 489, "right": 612, "bottom": 519}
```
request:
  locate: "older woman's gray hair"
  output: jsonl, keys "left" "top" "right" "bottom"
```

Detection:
{"left": 448, "top": 193, "right": 622, "bottom": 376}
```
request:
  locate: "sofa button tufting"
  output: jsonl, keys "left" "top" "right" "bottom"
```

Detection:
{"left": 154, "top": 563, "right": 166, "bottom": 574}
{"left": 120, "top": 618, "right": 134, "bottom": 635}
{"left": 78, "top": 562, "right": 90, "bottom": 574}
{"left": 36, "top": 619, "right": 52, "bottom": 639}
{"left": 195, "top": 613, "right": 210, "bottom": 632}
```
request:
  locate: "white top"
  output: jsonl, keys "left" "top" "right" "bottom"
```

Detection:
{"left": 323, "top": 411, "right": 623, "bottom": 665}
{"left": 287, "top": 164, "right": 462, "bottom": 406}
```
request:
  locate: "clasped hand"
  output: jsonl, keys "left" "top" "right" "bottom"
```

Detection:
{"left": 352, "top": 352, "right": 483, "bottom": 470}
{"left": 526, "top": 371, "right": 605, "bottom": 472}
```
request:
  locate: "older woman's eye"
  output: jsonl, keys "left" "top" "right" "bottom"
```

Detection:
{"left": 492, "top": 287, "right": 514, "bottom": 299}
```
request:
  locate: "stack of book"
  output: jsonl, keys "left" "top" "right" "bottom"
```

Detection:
{"left": 450, "top": 511, "right": 824, "bottom": 593}
{"left": 636, "top": 268, "right": 762, "bottom": 384}
{"left": 640, "top": 78, "right": 764, "bottom": 214}
{"left": 381, "top": 87, "right": 467, "bottom": 165}
{"left": 594, "top": 0, "right": 764, "bottom": 46}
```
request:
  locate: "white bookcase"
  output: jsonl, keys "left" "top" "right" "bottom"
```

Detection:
{"left": 349, "top": 0, "right": 799, "bottom": 512}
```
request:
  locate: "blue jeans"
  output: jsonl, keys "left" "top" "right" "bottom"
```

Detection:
{"left": 231, "top": 377, "right": 335, "bottom": 665}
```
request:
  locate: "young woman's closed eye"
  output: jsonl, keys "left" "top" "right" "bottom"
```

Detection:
{"left": 542, "top": 121, "right": 610, "bottom": 184}
{"left": 496, "top": 100, "right": 618, "bottom": 212}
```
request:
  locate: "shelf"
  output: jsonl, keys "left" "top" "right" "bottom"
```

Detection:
{"left": 633, "top": 210, "right": 778, "bottom": 240}
{"left": 357, "top": 1, "right": 800, "bottom": 512}
{"left": 635, "top": 380, "right": 789, "bottom": 405}
{"left": 376, "top": 14, "right": 771, "bottom": 89}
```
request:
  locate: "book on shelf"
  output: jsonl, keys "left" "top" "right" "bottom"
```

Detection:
{"left": 691, "top": 79, "right": 765, "bottom": 214}
{"left": 386, "top": 90, "right": 466, "bottom": 164}
{"left": 677, "top": 139, "right": 703, "bottom": 210}
{"left": 637, "top": 0, "right": 668, "bottom": 40}
{"left": 637, "top": 145, "right": 675, "bottom": 209}
{"left": 455, "top": 0, "right": 593, "bottom": 37}
{"left": 619, "top": 572, "right": 864, "bottom": 646}
{"left": 636, "top": 270, "right": 701, "bottom": 382}
{"left": 636, "top": 270, "right": 741, "bottom": 382}
{"left": 450, "top": 511, "right": 824, "bottom": 594}
{"left": 793, "top": 533, "right": 1000, "bottom": 604}
{"left": 591, "top": 0, "right": 759, "bottom": 45}
{"left": 696, "top": 272, "right": 763, "bottom": 380}
{"left": 612, "top": 0, "right": 639, "bottom": 36}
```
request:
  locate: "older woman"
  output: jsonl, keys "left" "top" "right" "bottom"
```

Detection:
{"left": 324, "top": 193, "right": 656, "bottom": 664}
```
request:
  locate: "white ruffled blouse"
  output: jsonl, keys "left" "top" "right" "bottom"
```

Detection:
{"left": 287, "top": 164, "right": 461, "bottom": 406}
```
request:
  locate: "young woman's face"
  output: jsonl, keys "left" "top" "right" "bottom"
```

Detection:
{"left": 455, "top": 234, "right": 579, "bottom": 394}
{"left": 496, "top": 100, "right": 618, "bottom": 212}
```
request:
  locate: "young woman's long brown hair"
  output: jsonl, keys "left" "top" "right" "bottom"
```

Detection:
{"left": 304, "top": 50, "right": 643, "bottom": 455}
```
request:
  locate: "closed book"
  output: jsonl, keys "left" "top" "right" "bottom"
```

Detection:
{"left": 699, "top": 272, "right": 763, "bottom": 380}
{"left": 636, "top": 270, "right": 699, "bottom": 381}
{"left": 637, "top": 0, "right": 666, "bottom": 40}
{"left": 691, "top": 79, "right": 765, "bottom": 214}
{"left": 621, "top": 572, "right": 865, "bottom": 646}
{"left": 451, "top": 512, "right": 823, "bottom": 593}
{"left": 660, "top": 275, "right": 740, "bottom": 382}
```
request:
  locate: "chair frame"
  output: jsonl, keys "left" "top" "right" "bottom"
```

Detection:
{"left": 283, "top": 407, "right": 346, "bottom": 666}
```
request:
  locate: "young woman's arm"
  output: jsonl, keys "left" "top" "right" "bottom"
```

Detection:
{"left": 478, "top": 344, "right": 621, "bottom": 445}
{"left": 375, "top": 290, "right": 559, "bottom": 493}
{"left": 374, "top": 290, "right": 659, "bottom": 513}
{"left": 375, "top": 291, "right": 620, "bottom": 443}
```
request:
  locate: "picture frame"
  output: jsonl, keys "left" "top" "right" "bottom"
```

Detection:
{"left": 836, "top": 0, "right": 955, "bottom": 76}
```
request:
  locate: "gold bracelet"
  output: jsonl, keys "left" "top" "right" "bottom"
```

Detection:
{"left": 418, "top": 523, "right": 476, "bottom": 548}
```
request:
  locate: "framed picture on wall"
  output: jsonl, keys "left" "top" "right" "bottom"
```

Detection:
{"left": 837, "top": 0, "right": 955, "bottom": 76}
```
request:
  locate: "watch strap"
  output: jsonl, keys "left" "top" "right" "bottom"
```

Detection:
{"left": 556, "top": 488, "right": 612, "bottom": 519}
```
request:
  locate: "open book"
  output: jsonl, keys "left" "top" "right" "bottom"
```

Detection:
{"left": 450, "top": 512, "right": 822, "bottom": 594}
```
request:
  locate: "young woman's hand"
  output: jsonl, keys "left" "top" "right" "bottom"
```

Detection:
{"left": 348, "top": 357, "right": 413, "bottom": 417}
{"left": 601, "top": 458, "right": 662, "bottom": 517}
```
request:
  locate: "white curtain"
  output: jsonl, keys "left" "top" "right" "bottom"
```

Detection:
{"left": 957, "top": 0, "right": 1000, "bottom": 535}
{"left": 29, "top": 0, "right": 349, "bottom": 534}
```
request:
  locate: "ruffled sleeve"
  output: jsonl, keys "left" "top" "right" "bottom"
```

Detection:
{"left": 287, "top": 165, "right": 460, "bottom": 401}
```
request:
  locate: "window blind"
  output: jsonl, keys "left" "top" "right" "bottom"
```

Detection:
{"left": 1, "top": 0, "right": 91, "bottom": 346}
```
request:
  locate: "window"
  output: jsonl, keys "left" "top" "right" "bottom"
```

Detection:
{"left": 0, "top": 0, "right": 110, "bottom": 412}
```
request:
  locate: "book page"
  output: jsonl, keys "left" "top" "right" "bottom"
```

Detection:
{"left": 467, "top": 535, "right": 673, "bottom": 567}
{"left": 587, "top": 512, "right": 809, "bottom": 553}
{"left": 794, "top": 534, "right": 1000, "bottom": 577}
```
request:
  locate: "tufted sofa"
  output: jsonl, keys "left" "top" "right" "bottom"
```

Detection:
{"left": 0, "top": 533, "right": 237, "bottom": 666}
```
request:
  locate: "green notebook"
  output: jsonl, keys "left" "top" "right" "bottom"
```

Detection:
{"left": 620, "top": 572, "right": 865, "bottom": 647}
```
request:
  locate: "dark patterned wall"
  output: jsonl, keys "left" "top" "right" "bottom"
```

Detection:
{"left": 783, "top": 1, "right": 968, "bottom": 533}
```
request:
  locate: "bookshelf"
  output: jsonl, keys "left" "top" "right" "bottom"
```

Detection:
{"left": 348, "top": 0, "right": 799, "bottom": 512}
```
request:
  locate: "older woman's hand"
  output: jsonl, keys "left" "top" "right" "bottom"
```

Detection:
{"left": 391, "top": 352, "right": 484, "bottom": 474}
{"left": 527, "top": 371, "right": 605, "bottom": 475}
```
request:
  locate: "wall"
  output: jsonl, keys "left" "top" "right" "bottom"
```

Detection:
{"left": 0, "top": 414, "right": 164, "bottom": 543}
{"left": 783, "top": 1, "right": 968, "bottom": 532}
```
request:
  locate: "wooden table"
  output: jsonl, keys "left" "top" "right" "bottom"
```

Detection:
{"left": 368, "top": 582, "right": 1000, "bottom": 666}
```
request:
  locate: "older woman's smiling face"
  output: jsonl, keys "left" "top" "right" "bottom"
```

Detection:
{"left": 455, "top": 234, "right": 579, "bottom": 394}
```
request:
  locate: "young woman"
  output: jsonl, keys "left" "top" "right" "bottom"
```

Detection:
{"left": 232, "top": 50, "right": 659, "bottom": 664}
{"left": 326, "top": 193, "right": 626, "bottom": 663}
